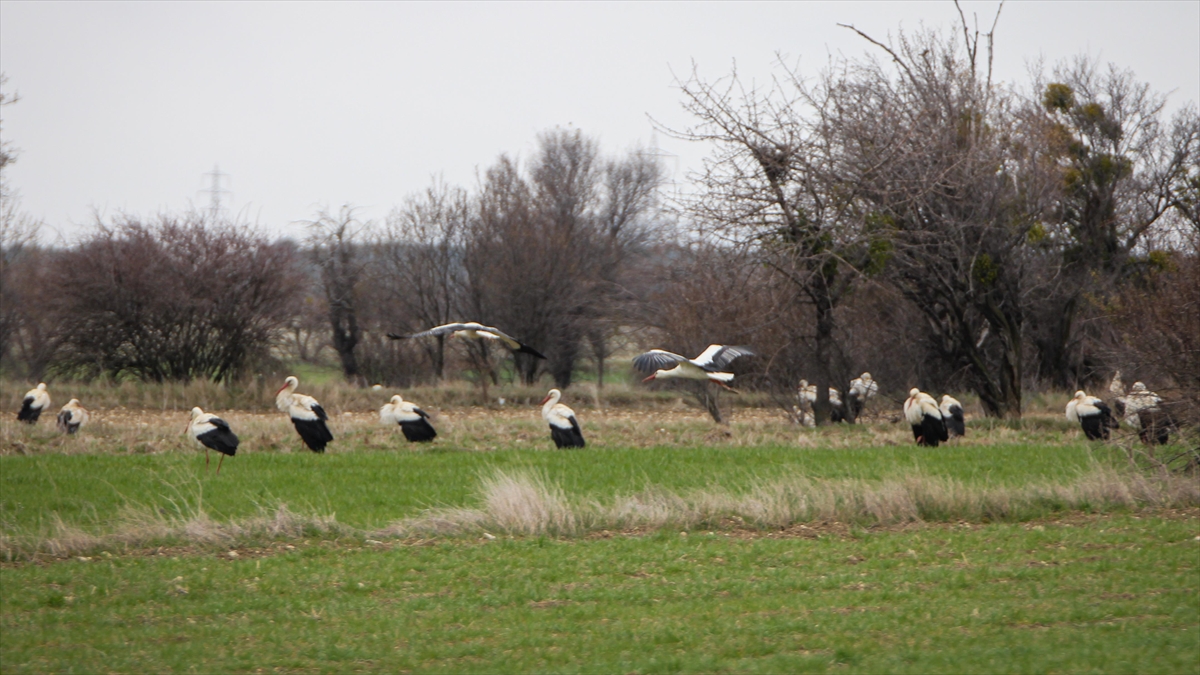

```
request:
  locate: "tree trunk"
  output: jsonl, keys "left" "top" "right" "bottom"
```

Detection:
{"left": 812, "top": 300, "right": 836, "bottom": 426}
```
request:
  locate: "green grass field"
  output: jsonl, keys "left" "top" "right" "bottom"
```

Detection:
{"left": 2, "top": 386, "right": 1198, "bottom": 673}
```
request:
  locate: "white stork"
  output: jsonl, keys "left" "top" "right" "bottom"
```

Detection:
{"left": 1115, "top": 382, "right": 1173, "bottom": 445}
{"left": 56, "top": 399, "right": 89, "bottom": 434}
{"left": 188, "top": 407, "right": 239, "bottom": 473}
{"left": 633, "top": 345, "right": 754, "bottom": 391}
{"left": 275, "top": 376, "right": 334, "bottom": 453}
{"left": 848, "top": 372, "right": 879, "bottom": 419}
{"left": 1065, "top": 390, "right": 1117, "bottom": 441}
{"left": 17, "top": 383, "right": 50, "bottom": 424}
{"left": 541, "top": 389, "right": 585, "bottom": 449}
{"left": 904, "top": 388, "right": 948, "bottom": 447}
{"left": 1108, "top": 370, "right": 1125, "bottom": 398}
{"left": 387, "top": 322, "right": 546, "bottom": 359}
{"left": 380, "top": 394, "right": 437, "bottom": 442}
{"left": 797, "top": 380, "right": 846, "bottom": 422}
{"left": 939, "top": 395, "right": 965, "bottom": 437}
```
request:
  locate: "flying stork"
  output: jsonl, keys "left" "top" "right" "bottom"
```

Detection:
{"left": 275, "top": 376, "right": 334, "bottom": 453}
{"left": 904, "top": 388, "right": 949, "bottom": 447}
{"left": 56, "top": 399, "right": 89, "bottom": 435}
{"left": 541, "top": 388, "right": 585, "bottom": 449}
{"left": 188, "top": 407, "right": 239, "bottom": 473}
{"left": 939, "top": 395, "right": 965, "bottom": 437}
{"left": 387, "top": 322, "right": 546, "bottom": 359}
{"left": 380, "top": 394, "right": 437, "bottom": 442}
{"left": 17, "top": 383, "right": 50, "bottom": 424}
{"left": 633, "top": 344, "right": 754, "bottom": 391}
{"left": 1065, "top": 390, "right": 1118, "bottom": 441}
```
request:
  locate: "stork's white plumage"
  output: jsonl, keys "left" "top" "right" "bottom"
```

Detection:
{"left": 189, "top": 407, "right": 239, "bottom": 473}
{"left": 388, "top": 322, "right": 546, "bottom": 359}
{"left": 17, "top": 383, "right": 50, "bottom": 424}
{"left": 1066, "top": 390, "right": 1117, "bottom": 441}
{"left": 848, "top": 372, "right": 878, "bottom": 420}
{"left": 797, "top": 380, "right": 847, "bottom": 422}
{"left": 904, "top": 388, "right": 948, "bottom": 447}
{"left": 1108, "top": 370, "right": 1125, "bottom": 398}
{"left": 541, "top": 389, "right": 585, "bottom": 448}
{"left": 380, "top": 394, "right": 437, "bottom": 442}
{"left": 634, "top": 345, "right": 754, "bottom": 390}
{"left": 275, "top": 376, "right": 333, "bottom": 453}
{"left": 1115, "top": 382, "right": 1172, "bottom": 445}
{"left": 56, "top": 399, "right": 89, "bottom": 434}
{"left": 850, "top": 373, "right": 879, "bottom": 400}
{"left": 939, "top": 395, "right": 965, "bottom": 437}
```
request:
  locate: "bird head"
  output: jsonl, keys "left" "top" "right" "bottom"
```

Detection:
{"left": 909, "top": 388, "right": 920, "bottom": 398}
{"left": 541, "top": 389, "right": 561, "bottom": 405}
{"left": 276, "top": 376, "right": 298, "bottom": 395}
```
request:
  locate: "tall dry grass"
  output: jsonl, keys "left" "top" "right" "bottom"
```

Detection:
{"left": 384, "top": 466, "right": 1200, "bottom": 538}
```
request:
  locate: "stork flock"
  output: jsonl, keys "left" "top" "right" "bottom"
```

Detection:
{"left": 13, "top": 322, "right": 1178, "bottom": 473}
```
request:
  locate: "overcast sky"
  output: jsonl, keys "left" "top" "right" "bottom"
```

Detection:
{"left": 2, "top": 1, "right": 1197, "bottom": 242}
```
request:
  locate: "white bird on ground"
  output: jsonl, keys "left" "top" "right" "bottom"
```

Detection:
{"left": 17, "top": 383, "right": 50, "bottom": 424}
{"left": 541, "top": 389, "right": 585, "bottom": 449}
{"left": 904, "top": 388, "right": 948, "bottom": 447}
{"left": 939, "top": 395, "right": 965, "bottom": 437}
{"left": 275, "top": 376, "right": 333, "bottom": 453}
{"left": 1065, "top": 390, "right": 1117, "bottom": 441}
{"left": 633, "top": 345, "right": 754, "bottom": 390}
{"left": 387, "top": 322, "right": 546, "bottom": 359}
{"left": 798, "top": 380, "right": 846, "bottom": 421}
{"left": 188, "top": 407, "right": 239, "bottom": 474}
{"left": 848, "top": 372, "right": 879, "bottom": 419}
{"left": 380, "top": 394, "right": 437, "bottom": 442}
{"left": 56, "top": 399, "right": 89, "bottom": 434}
{"left": 1115, "top": 382, "right": 1172, "bottom": 445}
{"left": 1108, "top": 370, "right": 1125, "bottom": 398}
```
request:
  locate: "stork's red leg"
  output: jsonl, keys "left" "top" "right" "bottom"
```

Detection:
{"left": 205, "top": 448, "right": 210, "bottom": 467}
{"left": 217, "top": 454, "right": 225, "bottom": 475}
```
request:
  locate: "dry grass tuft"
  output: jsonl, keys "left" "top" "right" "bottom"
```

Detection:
{"left": 379, "top": 466, "right": 1200, "bottom": 538}
{"left": 0, "top": 503, "right": 347, "bottom": 562}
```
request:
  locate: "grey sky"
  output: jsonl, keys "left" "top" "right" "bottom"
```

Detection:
{"left": 2, "top": 1, "right": 1197, "bottom": 242}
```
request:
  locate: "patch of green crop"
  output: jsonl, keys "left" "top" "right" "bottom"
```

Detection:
{"left": 1, "top": 515, "right": 1196, "bottom": 673}
{"left": 0, "top": 442, "right": 1126, "bottom": 534}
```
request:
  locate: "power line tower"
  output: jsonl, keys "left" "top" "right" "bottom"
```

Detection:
{"left": 199, "top": 164, "right": 232, "bottom": 224}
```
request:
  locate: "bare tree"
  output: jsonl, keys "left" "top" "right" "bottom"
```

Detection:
{"left": 308, "top": 206, "right": 370, "bottom": 381}
{"left": 828, "top": 15, "right": 1047, "bottom": 418}
{"left": 1026, "top": 60, "right": 1200, "bottom": 387}
{"left": 52, "top": 215, "right": 297, "bottom": 381}
{"left": 375, "top": 178, "right": 468, "bottom": 381}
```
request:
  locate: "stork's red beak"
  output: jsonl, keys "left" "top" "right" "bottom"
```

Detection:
{"left": 540, "top": 395, "right": 552, "bottom": 405}
{"left": 642, "top": 374, "right": 657, "bottom": 383}
{"left": 275, "top": 384, "right": 287, "bottom": 395}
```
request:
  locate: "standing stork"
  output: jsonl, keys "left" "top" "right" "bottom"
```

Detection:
{"left": 17, "top": 383, "right": 50, "bottom": 424}
{"left": 275, "top": 376, "right": 333, "bottom": 453}
{"left": 1065, "top": 390, "right": 1118, "bottom": 441}
{"left": 848, "top": 372, "right": 879, "bottom": 420}
{"left": 387, "top": 322, "right": 546, "bottom": 359}
{"left": 633, "top": 345, "right": 754, "bottom": 390}
{"left": 798, "top": 380, "right": 846, "bottom": 422}
{"left": 380, "top": 394, "right": 437, "bottom": 442}
{"left": 541, "top": 389, "right": 585, "bottom": 449}
{"left": 1115, "top": 383, "right": 1173, "bottom": 445}
{"left": 188, "top": 407, "right": 239, "bottom": 473}
{"left": 56, "top": 399, "right": 89, "bottom": 434}
{"left": 904, "top": 388, "right": 949, "bottom": 447}
{"left": 939, "top": 395, "right": 966, "bottom": 437}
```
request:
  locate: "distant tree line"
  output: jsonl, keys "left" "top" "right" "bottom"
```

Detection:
{"left": 1, "top": 16, "right": 1196, "bottom": 423}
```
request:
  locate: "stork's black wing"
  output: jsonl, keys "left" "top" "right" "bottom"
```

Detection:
{"left": 632, "top": 350, "right": 687, "bottom": 374}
